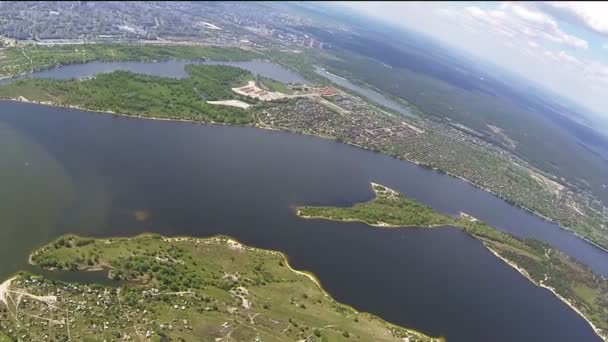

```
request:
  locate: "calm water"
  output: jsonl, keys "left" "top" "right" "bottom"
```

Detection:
{"left": 314, "top": 65, "right": 416, "bottom": 117}
{"left": 0, "top": 62, "right": 605, "bottom": 342}
{"left": 0, "top": 60, "right": 309, "bottom": 84}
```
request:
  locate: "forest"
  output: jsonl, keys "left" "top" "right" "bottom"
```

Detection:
{"left": 0, "top": 64, "right": 256, "bottom": 123}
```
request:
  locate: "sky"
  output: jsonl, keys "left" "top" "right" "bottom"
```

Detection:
{"left": 337, "top": 1, "right": 608, "bottom": 129}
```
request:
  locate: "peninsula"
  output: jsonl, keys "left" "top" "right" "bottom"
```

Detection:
{"left": 298, "top": 183, "right": 608, "bottom": 342}
{"left": 0, "top": 234, "right": 438, "bottom": 342}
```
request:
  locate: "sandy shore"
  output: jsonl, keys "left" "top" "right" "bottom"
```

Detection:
{"left": 485, "top": 245, "right": 607, "bottom": 342}
{"left": 206, "top": 99, "right": 251, "bottom": 109}
{"left": 0, "top": 276, "right": 17, "bottom": 307}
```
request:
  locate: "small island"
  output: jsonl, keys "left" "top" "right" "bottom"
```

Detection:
{"left": 298, "top": 183, "right": 608, "bottom": 342}
{"left": 0, "top": 234, "right": 438, "bottom": 342}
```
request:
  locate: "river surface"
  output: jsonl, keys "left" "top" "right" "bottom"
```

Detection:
{"left": 0, "top": 59, "right": 308, "bottom": 85}
{"left": 314, "top": 65, "right": 416, "bottom": 117}
{"left": 0, "top": 61, "right": 605, "bottom": 342}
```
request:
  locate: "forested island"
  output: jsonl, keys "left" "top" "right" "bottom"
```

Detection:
{"left": 298, "top": 183, "right": 608, "bottom": 342}
{"left": 0, "top": 234, "right": 437, "bottom": 342}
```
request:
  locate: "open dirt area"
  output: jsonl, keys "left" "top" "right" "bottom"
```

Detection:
{"left": 232, "top": 81, "right": 287, "bottom": 101}
{"left": 207, "top": 99, "right": 251, "bottom": 109}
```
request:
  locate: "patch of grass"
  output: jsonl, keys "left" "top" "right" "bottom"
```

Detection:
{"left": 572, "top": 284, "right": 599, "bottom": 307}
{"left": 257, "top": 75, "right": 293, "bottom": 94}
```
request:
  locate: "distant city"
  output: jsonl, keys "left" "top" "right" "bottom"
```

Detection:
{"left": 0, "top": 2, "right": 331, "bottom": 50}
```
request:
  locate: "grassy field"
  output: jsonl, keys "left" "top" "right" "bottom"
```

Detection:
{"left": 0, "top": 64, "right": 256, "bottom": 123}
{"left": 0, "top": 234, "right": 438, "bottom": 342}
{"left": 257, "top": 75, "right": 293, "bottom": 94}
{"left": 298, "top": 183, "right": 608, "bottom": 341}
{"left": 0, "top": 44, "right": 261, "bottom": 78}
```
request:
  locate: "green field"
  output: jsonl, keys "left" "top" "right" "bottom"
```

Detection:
{"left": 298, "top": 183, "right": 608, "bottom": 341}
{"left": 257, "top": 75, "right": 293, "bottom": 94}
{"left": 0, "top": 235, "right": 438, "bottom": 342}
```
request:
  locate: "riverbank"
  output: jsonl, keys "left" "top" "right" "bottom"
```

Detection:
{"left": 485, "top": 246, "right": 607, "bottom": 342}
{"left": 0, "top": 276, "right": 16, "bottom": 308}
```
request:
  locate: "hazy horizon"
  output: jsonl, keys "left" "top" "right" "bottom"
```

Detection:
{"left": 328, "top": 1, "right": 608, "bottom": 132}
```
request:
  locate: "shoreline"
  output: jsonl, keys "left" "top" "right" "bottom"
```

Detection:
{"left": 485, "top": 245, "right": 607, "bottom": 342}
{"left": 0, "top": 276, "right": 17, "bottom": 307}
{"left": 22, "top": 233, "right": 437, "bottom": 341}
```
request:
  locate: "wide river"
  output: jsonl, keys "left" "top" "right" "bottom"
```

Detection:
{"left": 0, "top": 61, "right": 605, "bottom": 342}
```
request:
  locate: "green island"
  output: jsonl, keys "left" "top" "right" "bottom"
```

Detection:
{"left": 0, "top": 234, "right": 438, "bottom": 342}
{"left": 298, "top": 183, "right": 608, "bottom": 342}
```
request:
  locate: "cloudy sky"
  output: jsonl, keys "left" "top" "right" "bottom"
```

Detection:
{"left": 338, "top": 2, "right": 608, "bottom": 128}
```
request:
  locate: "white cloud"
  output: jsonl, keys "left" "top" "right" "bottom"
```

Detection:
{"left": 603, "top": 43, "right": 608, "bottom": 50}
{"left": 544, "top": 50, "right": 578, "bottom": 64}
{"left": 461, "top": 3, "right": 588, "bottom": 49}
{"left": 337, "top": 1, "right": 608, "bottom": 121}
{"left": 542, "top": 2, "right": 608, "bottom": 36}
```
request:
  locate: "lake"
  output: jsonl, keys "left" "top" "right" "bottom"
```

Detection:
{"left": 0, "top": 59, "right": 309, "bottom": 84}
{"left": 0, "top": 61, "right": 605, "bottom": 342}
